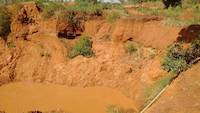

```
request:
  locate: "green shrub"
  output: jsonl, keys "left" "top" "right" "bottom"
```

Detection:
{"left": 163, "top": 35, "right": 200, "bottom": 74}
{"left": 125, "top": 42, "right": 138, "bottom": 54}
{"left": 106, "top": 12, "right": 120, "bottom": 23}
{"left": 36, "top": 0, "right": 66, "bottom": 19}
{"left": 68, "top": 36, "right": 94, "bottom": 58}
{"left": 0, "top": 7, "right": 11, "bottom": 38}
{"left": 66, "top": 1, "right": 103, "bottom": 16}
{"left": 185, "top": 36, "right": 200, "bottom": 63}
{"left": 162, "top": 56, "right": 188, "bottom": 74}
{"left": 162, "top": 43, "right": 188, "bottom": 74}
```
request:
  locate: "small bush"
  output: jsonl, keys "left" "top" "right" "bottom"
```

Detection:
{"left": 125, "top": 42, "right": 138, "bottom": 54}
{"left": 185, "top": 36, "right": 200, "bottom": 63}
{"left": 162, "top": 56, "right": 188, "bottom": 74}
{"left": 162, "top": 36, "right": 200, "bottom": 74}
{"left": 162, "top": 42, "right": 188, "bottom": 74}
{"left": 68, "top": 36, "right": 94, "bottom": 58}
{"left": 66, "top": 1, "right": 103, "bottom": 16}
{"left": 106, "top": 12, "right": 120, "bottom": 23}
{"left": 0, "top": 7, "right": 11, "bottom": 38}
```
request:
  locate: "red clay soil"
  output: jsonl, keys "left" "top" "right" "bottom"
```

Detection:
{"left": 85, "top": 17, "right": 181, "bottom": 49}
{"left": 146, "top": 63, "right": 200, "bottom": 113}
{"left": 0, "top": 2, "right": 191, "bottom": 112}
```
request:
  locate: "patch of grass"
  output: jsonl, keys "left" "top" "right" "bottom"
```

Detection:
{"left": 144, "top": 74, "right": 174, "bottom": 109}
{"left": 136, "top": 3, "right": 200, "bottom": 26}
{"left": 0, "top": 6, "right": 11, "bottom": 38}
{"left": 127, "top": 0, "right": 160, "bottom": 4}
{"left": 7, "top": 42, "right": 16, "bottom": 48}
{"left": 106, "top": 11, "right": 121, "bottom": 23}
{"left": 66, "top": 1, "right": 104, "bottom": 16}
{"left": 36, "top": 0, "right": 66, "bottom": 19}
{"left": 0, "top": 0, "right": 34, "bottom": 5}
{"left": 68, "top": 36, "right": 94, "bottom": 59}
{"left": 125, "top": 41, "right": 138, "bottom": 54}
{"left": 106, "top": 105, "right": 135, "bottom": 113}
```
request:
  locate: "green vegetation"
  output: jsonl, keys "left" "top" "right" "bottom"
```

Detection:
{"left": 0, "top": 6, "right": 11, "bottom": 38}
{"left": 107, "top": 105, "right": 135, "bottom": 113}
{"left": 68, "top": 36, "right": 94, "bottom": 59}
{"left": 162, "top": 35, "right": 200, "bottom": 74}
{"left": 36, "top": 0, "right": 66, "bottom": 18}
{"left": 127, "top": 0, "right": 160, "bottom": 4}
{"left": 125, "top": 41, "right": 138, "bottom": 54}
{"left": 66, "top": 1, "right": 106, "bottom": 16}
{"left": 7, "top": 42, "right": 16, "bottom": 48}
{"left": 136, "top": 1, "right": 200, "bottom": 26}
{"left": 162, "top": 42, "right": 188, "bottom": 74}
{"left": 144, "top": 74, "right": 174, "bottom": 109}
{"left": 106, "top": 11, "right": 121, "bottom": 22}
{"left": 0, "top": 0, "right": 34, "bottom": 5}
{"left": 185, "top": 36, "right": 200, "bottom": 64}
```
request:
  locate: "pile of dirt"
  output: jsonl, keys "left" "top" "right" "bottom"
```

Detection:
{"left": 178, "top": 24, "right": 200, "bottom": 43}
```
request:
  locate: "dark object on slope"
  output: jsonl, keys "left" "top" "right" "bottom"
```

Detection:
{"left": 0, "top": 6, "right": 11, "bottom": 38}
{"left": 178, "top": 24, "right": 200, "bottom": 43}
{"left": 162, "top": 0, "right": 182, "bottom": 9}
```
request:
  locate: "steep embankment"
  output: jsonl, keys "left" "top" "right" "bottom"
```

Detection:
{"left": 0, "top": 2, "right": 190, "bottom": 112}
{"left": 146, "top": 63, "right": 200, "bottom": 113}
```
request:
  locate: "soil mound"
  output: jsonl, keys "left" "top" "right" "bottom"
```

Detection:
{"left": 178, "top": 24, "right": 200, "bottom": 43}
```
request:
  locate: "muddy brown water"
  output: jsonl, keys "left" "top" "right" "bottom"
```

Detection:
{"left": 0, "top": 82, "right": 136, "bottom": 113}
